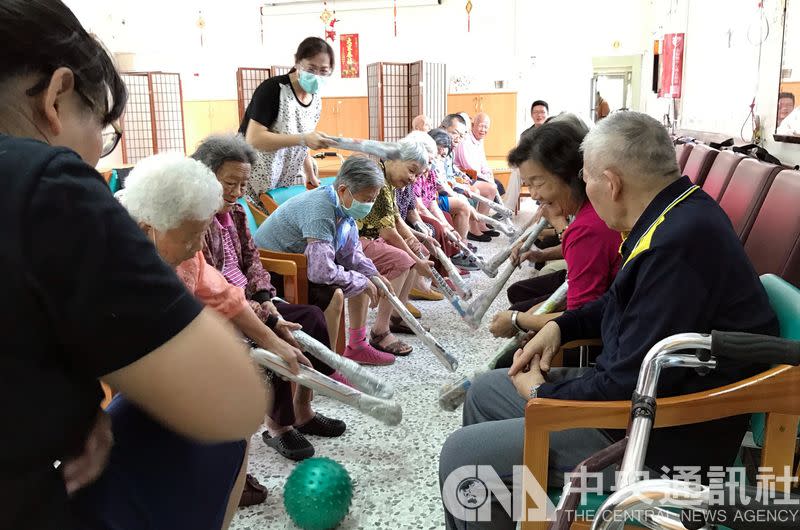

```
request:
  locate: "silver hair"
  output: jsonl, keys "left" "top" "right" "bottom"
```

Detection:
{"left": 397, "top": 136, "right": 430, "bottom": 169}
{"left": 334, "top": 156, "right": 385, "bottom": 193}
{"left": 191, "top": 133, "right": 258, "bottom": 173}
{"left": 403, "top": 130, "right": 436, "bottom": 157}
{"left": 581, "top": 111, "right": 679, "bottom": 182}
{"left": 119, "top": 153, "right": 222, "bottom": 231}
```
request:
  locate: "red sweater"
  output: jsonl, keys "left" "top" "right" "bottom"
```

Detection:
{"left": 562, "top": 201, "right": 621, "bottom": 309}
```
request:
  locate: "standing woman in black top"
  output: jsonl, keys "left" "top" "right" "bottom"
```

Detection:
{"left": 240, "top": 37, "right": 336, "bottom": 201}
{"left": 0, "top": 2, "right": 268, "bottom": 529}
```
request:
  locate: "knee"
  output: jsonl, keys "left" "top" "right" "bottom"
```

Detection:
{"left": 463, "top": 370, "right": 503, "bottom": 417}
{"left": 439, "top": 428, "right": 473, "bottom": 484}
{"left": 328, "top": 288, "right": 344, "bottom": 312}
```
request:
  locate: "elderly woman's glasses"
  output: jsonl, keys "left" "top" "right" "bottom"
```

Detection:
{"left": 101, "top": 122, "right": 122, "bottom": 158}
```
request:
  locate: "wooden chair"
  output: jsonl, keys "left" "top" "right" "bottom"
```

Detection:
{"left": 520, "top": 274, "right": 800, "bottom": 530}
{"left": 245, "top": 199, "right": 347, "bottom": 354}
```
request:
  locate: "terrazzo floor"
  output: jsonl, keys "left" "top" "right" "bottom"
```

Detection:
{"left": 231, "top": 200, "right": 540, "bottom": 530}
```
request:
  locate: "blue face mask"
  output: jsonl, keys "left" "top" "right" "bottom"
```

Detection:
{"left": 298, "top": 70, "right": 326, "bottom": 94}
{"left": 341, "top": 188, "right": 374, "bottom": 220}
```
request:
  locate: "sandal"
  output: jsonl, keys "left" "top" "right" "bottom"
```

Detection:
{"left": 238, "top": 474, "right": 268, "bottom": 507}
{"left": 369, "top": 330, "right": 412, "bottom": 356}
{"left": 390, "top": 315, "right": 430, "bottom": 335}
{"left": 262, "top": 429, "right": 314, "bottom": 461}
{"left": 296, "top": 413, "right": 347, "bottom": 437}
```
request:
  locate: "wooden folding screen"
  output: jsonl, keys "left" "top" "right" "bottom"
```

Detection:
{"left": 367, "top": 61, "right": 446, "bottom": 141}
{"left": 119, "top": 72, "right": 186, "bottom": 164}
{"left": 236, "top": 67, "right": 272, "bottom": 122}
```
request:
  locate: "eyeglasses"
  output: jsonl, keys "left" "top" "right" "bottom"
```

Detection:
{"left": 101, "top": 122, "right": 123, "bottom": 158}
{"left": 298, "top": 63, "right": 333, "bottom": 77}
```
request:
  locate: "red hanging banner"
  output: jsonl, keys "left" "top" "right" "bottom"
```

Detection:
{"left": 340, "top": 34, "right": 360, "bottom": 78}
{"left": 660, "top": 32, "right": 685, "bottom": 99}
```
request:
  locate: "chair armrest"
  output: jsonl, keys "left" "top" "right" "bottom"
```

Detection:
{"left": 259, "top": 193, "right": 280, "bottom": 214}
{"left": 245, "top": 199, "right": 269, "bottom": 226}
{"left": 258, "top": 249, "right": 309, "bottom": 304}
{"left": 259, "top": 257, "right": 297, "bottom": 278}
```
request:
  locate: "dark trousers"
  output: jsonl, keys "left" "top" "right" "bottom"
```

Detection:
{"left": 269, "top": 301, "right": 334, "bottom": 427}
{"left": 506, "top": 269, "right": 567, "bottom": 312}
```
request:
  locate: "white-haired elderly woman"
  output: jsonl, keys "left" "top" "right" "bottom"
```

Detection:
{"left": 190, "top": 134, "right": 347, "bottom": 464}
{"left": 255, "top": 157, "right": 404, "bottom": 365}
{"left": 118, "top": 153, "right": 346, "bottom": 503}
{"left": 356, "top": 139, "right": 437, "bottom": 354}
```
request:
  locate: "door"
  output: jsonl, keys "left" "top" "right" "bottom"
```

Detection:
{"left": 590, "top": 71, "right": 632, "bottom": 122}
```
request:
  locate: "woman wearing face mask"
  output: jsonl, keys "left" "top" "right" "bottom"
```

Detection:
{"left": 239, "top": 37, "right": 336, "bottom": 200}
{"left": 255, "top": 156, "right": 401, "bottom": 365}
{"left": 0, "top": 2, "right": 268, "bottom": 529}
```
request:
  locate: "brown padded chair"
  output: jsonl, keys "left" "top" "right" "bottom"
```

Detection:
{"left": 675, "top": 143, "right": 693, "bottom": 172}
{"left": 682, "top": 144, "right": 718, "bottom": 186}
{"left": 701, "top": 150, "right": 746, "bottom": 202}
{"left": 717, "top": 158, "right": 782, "bottom": 242}
{"left": 744, "top": 169, "right": 800, "bottom": 288}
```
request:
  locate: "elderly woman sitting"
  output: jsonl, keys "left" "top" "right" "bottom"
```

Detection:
{"left": 119, "top": 154, "right": 346, "bottom": 485}
{"left": 255, "top": 157, "right": 400, "bottom": 365}
{"left": 357, "top": 139, "right": 437, "bottom": 353}
{"left": 190, "top": 134, "right": 347, "bottom": 463}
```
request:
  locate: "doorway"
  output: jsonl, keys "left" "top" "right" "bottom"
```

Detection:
{"left": 590, "top": 70, "right": 632, "bottom": 122}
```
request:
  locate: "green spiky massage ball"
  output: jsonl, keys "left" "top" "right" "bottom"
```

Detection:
{"left": 283, "top": 457, "right": 353, "bottom": 529}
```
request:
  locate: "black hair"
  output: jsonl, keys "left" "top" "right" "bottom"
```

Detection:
{"left": 531, "top": 100, "right": 549, "bottom": 113}
{"left": 0, "top": 0, "right": 127, "bottom": 125}
{"left": 428, "top": 128, "right": 452, "bottom": 150}
{"left": 293, "top": 37, "right": 335, "bottom": 70}
{"left": 508, "top": 118, "right": 588, "bottom": 202}
{"left": 779, "top": 92, "right": 795, "bottom": 105}
{"left": 441, "top": 113, "right": 467, "bottom": 128}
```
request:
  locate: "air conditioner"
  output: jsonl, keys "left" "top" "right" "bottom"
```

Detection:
{"left": 261, "top": 0, "right": 441, "bottom": 15}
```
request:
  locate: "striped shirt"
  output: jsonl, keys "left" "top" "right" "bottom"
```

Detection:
{"left": 216, "top": 213, "right": 248, "bottom": 289}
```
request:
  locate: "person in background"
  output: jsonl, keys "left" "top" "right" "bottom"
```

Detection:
{"left": 454, "top": 112, "right": 504, "bottom": 242}
{"left": 595, "top": 90, "right": 610, "bottom": 122}
{"left": 0, "top": 3, "right": 268, "bottom": 528}
{"left": 520, "top": 99, "right": 550, "bottom": 138}
{"left": 777, "top": 92, "right": 795, "bottom": 126}
{"left": 239, "top": 36, "right": 336, "bottom": 201}
{"left": 412, "top": 114, "right": 432, "bottom": 132}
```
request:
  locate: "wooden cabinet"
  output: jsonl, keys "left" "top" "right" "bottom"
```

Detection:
{"left": 316, "top": 96, "right": 369, "bottom": 140}
{"left": 447, "top": 92, "right": 517, "bottom": 159}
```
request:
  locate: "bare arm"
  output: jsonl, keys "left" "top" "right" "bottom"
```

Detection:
{"left": 102, "top": 309, "right": 269, "bottom": 442}
{"left": 244, "top": 119, "right": 333, "bottom": 152}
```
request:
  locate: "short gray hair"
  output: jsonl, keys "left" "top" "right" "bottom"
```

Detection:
{"left": 397, "top": 136, "right": 430, "bottom": 169}
{"left": 334, "top": 156, "right": 385, "bottom": 193}
{"left": 403, "top": 130, "right": 436, "bottom": 157}
{"left": 120, "top": 153, "right": 222, "bottom": 231}
{"left": 191, "top": 133, "right": 258, "bottom": 173}
{"left": 581, "top": 111, "right": 679, "bottom": 183}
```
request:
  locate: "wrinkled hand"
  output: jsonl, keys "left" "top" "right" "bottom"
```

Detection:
{"left": 364, "top": 280, "right": 380, "bottom": 308}
{"left": 412, "top": 259, "right": 436, "bottom": 280}
{"left": 518, "top": 248, "right": 545, "bottom": 265}
{"left": 261, "top": 301, "right": 280, "bottom": 317}
{"left": 275, "top": 318, "right": 303, "bottom": 348}
{"left": 265, "top": 335, "right": 311, "bottom": 375}
{"left": 511, "top": 354, "right": 547, "bottom": 400}
{"left": 508, "top": 321, "right": 562, "bottom": 376}
{"left": 489, "top": 311, "right": 518, "bottom": 338}
{"left": 62, "top": 409, "right": 113, "bottom": 495}
{"left": 304, "top": 131, "right": 336, "bottom": 150}
{"left": 509, "top": 239, "right": 525, "bottom": 266}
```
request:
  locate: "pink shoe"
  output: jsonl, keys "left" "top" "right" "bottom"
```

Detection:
{"left": 344, "top": 342, "right": 395, "bottom": 366}
{"left": 330, "top": 371, "right": 354, "bottom": 388}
